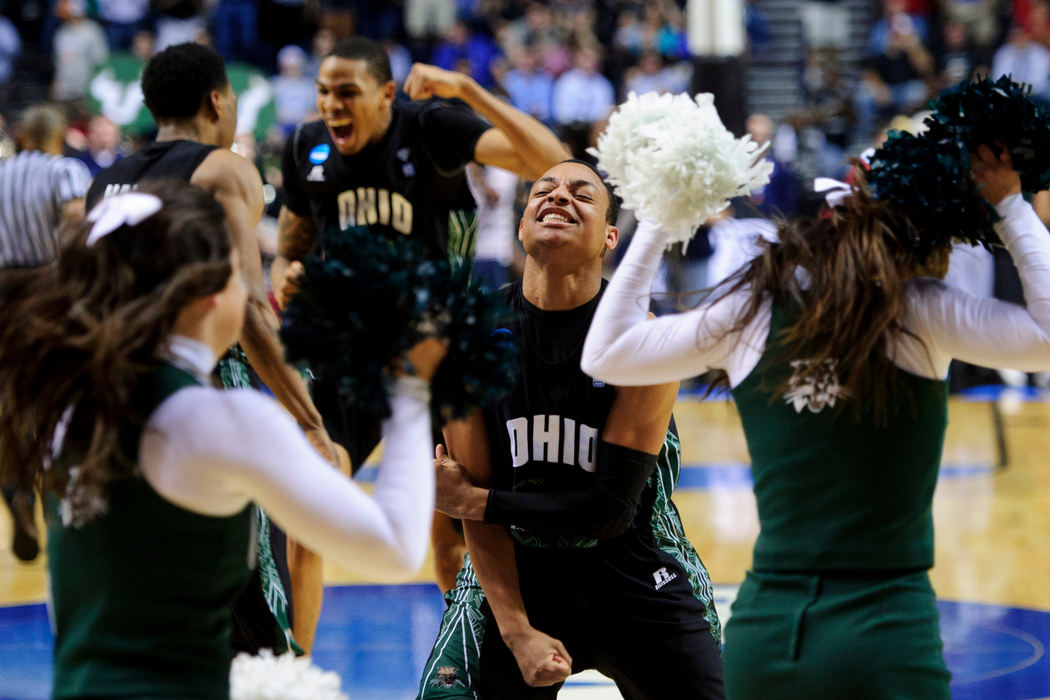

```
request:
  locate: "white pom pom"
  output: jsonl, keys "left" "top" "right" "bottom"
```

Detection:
{"left": 230, "top": 650, "right": 349, "bottom": 700}
{"left": 589, "top": 91, "right": 773, "bottom": 247}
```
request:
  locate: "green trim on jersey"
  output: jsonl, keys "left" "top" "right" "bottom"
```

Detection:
{"left": 216, "top": 343, "right": 303, "bottom": 656}
{"left": 417, "top": 556, "right": 485, "bottom": 700}
{"left": 417, "top": 429, "right": 723, "bottom": 700}
{"left": 216, "top": 343, "right": 254, "bottom": 389}
{"left": 447, "top": 208, "right": 478, "bottom": 268}
{"left": 648, "top": 430, "right": 722, "bottom": 646}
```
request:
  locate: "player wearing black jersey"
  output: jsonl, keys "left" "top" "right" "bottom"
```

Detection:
{"left": 416, "top": 160, "right": 724, "bottom": 699}
{"left": 272, "top": 36, "right": 567, "bottom": 303}
{"left": 86, "top": 42, "right": 333, "bottom": 655}
{"left": 273, "top": 36, "right": 568, "bottom": 595}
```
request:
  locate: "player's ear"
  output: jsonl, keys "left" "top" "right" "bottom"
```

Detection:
{"left": 381, "top": 80, "right": 396, "bottom": 105}
{"left": 605, "top": 224, "right": 619, "bottom": 251}
{"left": 206, "top": 89, "right": 224, "bottom": 121}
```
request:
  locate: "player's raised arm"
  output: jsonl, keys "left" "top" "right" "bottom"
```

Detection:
{"left": 403, "top": 63, "right": 569, "bottom": 180}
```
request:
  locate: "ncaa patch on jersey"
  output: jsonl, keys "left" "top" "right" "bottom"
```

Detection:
{"left": 309, "top": 144, "right": 331, "bottom": 164}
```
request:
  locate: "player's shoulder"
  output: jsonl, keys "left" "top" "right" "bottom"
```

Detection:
{"left": 195, "top": 147, "right": 262, "bottom": 189}
{"left": 293, "top": 119, "right": 331, "bottom": 147}
{"left": 408, "top": 97, "right": 483, "bottom": 129}
{"left": 283, "top": 119, "right": 332, "bottom": 164}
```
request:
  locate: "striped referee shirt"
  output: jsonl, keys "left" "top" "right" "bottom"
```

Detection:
{"left": 0, "top": 151, "right": 91, "bottom": 268}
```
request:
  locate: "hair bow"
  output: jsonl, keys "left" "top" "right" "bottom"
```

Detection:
{"left": 85, "top": 192, "right": 163, "bottom": 246}
{"left": 813, "top": 177, "right": 854, "bottom": 209}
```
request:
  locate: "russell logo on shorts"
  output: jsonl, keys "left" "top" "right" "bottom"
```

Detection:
{"left": 653, "top": 567, "right": 678, "bottom": 590}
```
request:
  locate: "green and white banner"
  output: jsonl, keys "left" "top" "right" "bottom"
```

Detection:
{"left": 87, "top": 54, "right": 277, "bottom": 140}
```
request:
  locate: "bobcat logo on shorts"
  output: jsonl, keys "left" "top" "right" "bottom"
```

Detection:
{"left": 784, "top": 359, "right": 848, "bottom": 413}
{"left": 431, "top": 666, "right": 466, "bottom": 688}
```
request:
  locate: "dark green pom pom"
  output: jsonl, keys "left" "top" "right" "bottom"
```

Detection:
{"left": 926, "top": 75, "right": 1050, "bottom": 194}
{"left": 280, "top": 226, "right": 519, "bottom": 423}
{"left": 868, "top": 130, "right": 1000, "bottom": 256}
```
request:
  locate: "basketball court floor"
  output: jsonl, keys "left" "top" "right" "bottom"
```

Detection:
{"left": 2, "top": 390, "right": 1049, "bottom": 699}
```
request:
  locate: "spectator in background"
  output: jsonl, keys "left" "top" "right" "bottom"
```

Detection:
{"left": 792, "top": 48, "right": 853, "bottom": 179}
{"left": 432, "top": 19, "right": 502, "bottom": 88}
{"left": 992, "top": 25, "right": 1050, "bottom": 100}
{"left": 552, "top": 45, "right": 615, "bottom": 126}
{"left": 868, "top": 0, "right": 930, "bottom": 55}
{"left": 613, "top": 8, "right": 645, "bottom": 57}
{"left": 937, "top": 19, "right": 980, "bottom": 89}
{"left": 640, "top": 1, "right": 689, "bottom": 60}
{"left": 743, "top": 113, "right": 799, "bottom": 218}
{"left": 154, "top": 0, "right": 205, "bottom": 51}
{"left": 211, "top": 0, "right": 258, "bottom": 65}
{"left": 131, "top": 27, "right": 156, "bottom": 61}
{"left": 943, "top": 0, "right": 999, "bottom": 61}
{"left": 854, "top": 8, "right": 933, "bottom": 143}
{"left": 0, "top": 12, "right": 20, "bottom": 113}
{"left": 75, "top": 114, "right": 124, "bottom": 176}
{"left": 97, "top": 0, "right": 149, "bottom": 51}
{"left": 384, "top": 38, "right": 413, "bottom": 87}
{"left": 51, "top": 0, "right": 109, "bottom": 104}
{"left": 0, "top": 103, "right": 91, "bottom": 564}
{"left": 505, "top": 2, "right": 572, "bottom": 76}
{"left": 624, "top": 50, "right": 690, "bottom": 96}
{"left": 404, "top": 0, "right": 457, "bottom": 44}
{"left": 467, "top": 161, "right": 520, "bottom": 291}
{"left": 305, "top": 27, "right": 337, "bottom": 79}
{"left": 1014, "top": 0, "right": 1050, "bottom": 47}
{"left": 273, "top": 45, "right": 316, "bottom": 135}
{"left": 501, "top": 43, "right": 553, "bottom": 122}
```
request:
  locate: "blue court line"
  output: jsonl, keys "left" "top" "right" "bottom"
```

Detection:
{"left": 352, "top": 462, "right": 995, "bottom": 488}
{"left": 3, "top": 586, "right": 1050, "bottom": 700}
{"left": 678, "top": 384, "right": 1050, "bottom": 403}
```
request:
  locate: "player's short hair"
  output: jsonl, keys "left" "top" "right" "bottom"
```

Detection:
{"left": 562, "top": 158, "right": 620, "bottom": 224}
{"left": 141, "top": 43, "right": 229, "bottom": 122}
{"left": 325, "top": 37, "right": 393, "bottom": 85}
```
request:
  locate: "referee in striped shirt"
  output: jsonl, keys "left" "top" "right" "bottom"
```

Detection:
{"left": 0, "top": 103, "right": 90, "bottom": 268}
{"left": 0, "top": 102, "right": 90, "bottom": 562}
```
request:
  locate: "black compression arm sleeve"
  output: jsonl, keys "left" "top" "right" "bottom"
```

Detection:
{"left": 483, "top": 440, "right": 657, "bottom": 538}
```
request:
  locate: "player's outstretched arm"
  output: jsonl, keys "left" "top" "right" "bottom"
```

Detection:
{"left": 195, "top": 151, "right": 329, "bottom": 441}
{"left": 402, "top": 63, "right": 569, "bottom": 181}
{"left": 446, "top": 412, "right": 573, "bottom": 687}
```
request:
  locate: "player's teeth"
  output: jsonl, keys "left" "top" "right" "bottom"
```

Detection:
{"left": 543, "top": 214, "right": 568, "bottom": 223}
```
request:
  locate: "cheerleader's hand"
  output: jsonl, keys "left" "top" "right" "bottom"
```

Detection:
{"left": 972, "top": 142, "right": 1021, "bottom": 206}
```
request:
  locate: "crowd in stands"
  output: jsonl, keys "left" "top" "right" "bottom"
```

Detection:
{"left": 2, "top": 0, "right": 1050, "bottom": 310}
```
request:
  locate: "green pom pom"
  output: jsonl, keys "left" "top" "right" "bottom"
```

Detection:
{"left": 868, "top": 131, "right": 1000, "bottom": 256}
{"left": 926, "top": 75, "right": 1050, "bottom": 194}
{"left": 280, "top": 226, "right": 519, "bottom": 422}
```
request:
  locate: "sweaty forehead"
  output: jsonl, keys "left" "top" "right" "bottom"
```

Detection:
{"left": 533, "top": 165, "right": 602, "bottom": 193}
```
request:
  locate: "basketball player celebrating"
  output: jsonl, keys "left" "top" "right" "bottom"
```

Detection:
{"left": 416, "top": 160, "right": 725, "bottom": 700}
{"left": 273, "top": 36, "right": 569, "bottom": 597}
{"left": 274, "top": 37, "right": 567, "bottom": 303}
{"left": 86, "top": 42, "right": 330, "bottom": 654}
